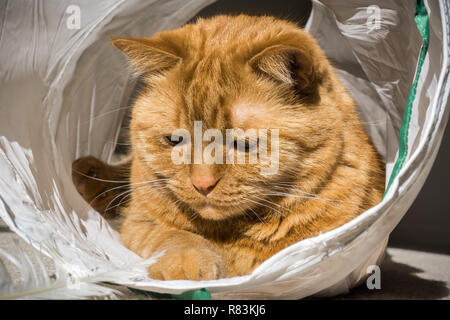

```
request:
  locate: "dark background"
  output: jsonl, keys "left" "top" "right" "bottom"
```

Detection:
{"left": 191, "top": 0, "right": 450, "bottom": 254}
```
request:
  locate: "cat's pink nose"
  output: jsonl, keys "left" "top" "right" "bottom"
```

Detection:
{"left": 191, "top": 174, "right": 220, "bottom": 196}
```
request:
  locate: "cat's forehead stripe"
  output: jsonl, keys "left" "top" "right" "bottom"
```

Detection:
{"left": 229, "top": 101, "right": 270, "bottom": 129}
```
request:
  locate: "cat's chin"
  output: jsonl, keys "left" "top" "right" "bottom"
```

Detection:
{"left": 196, "top": 203, "right": 229, "bottom": 221}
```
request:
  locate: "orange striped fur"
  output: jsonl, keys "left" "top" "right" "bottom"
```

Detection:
{"left": 73, "top": 15, "right": 385, "bottom": 280}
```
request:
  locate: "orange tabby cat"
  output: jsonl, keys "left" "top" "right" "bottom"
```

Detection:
{"left": 72, "top": 15, "right": 385, "bottom": 280}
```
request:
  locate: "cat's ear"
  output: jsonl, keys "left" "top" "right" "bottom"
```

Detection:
{"left": 112, "top": 37, "right": 181, "bottom": 75}
{"left": 249, "top": 44, "right": 320, "bottom": 96}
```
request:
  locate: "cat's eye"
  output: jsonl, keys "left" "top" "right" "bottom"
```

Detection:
{"left": 233, "top": 138, "right": 258, "bottom": 153}
{"left": 164, "top": 135, "right": 183, "bottom": 147}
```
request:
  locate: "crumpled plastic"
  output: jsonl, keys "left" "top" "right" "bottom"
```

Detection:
{"left": 0, "top": 0, "right": 449, "bottom": 299}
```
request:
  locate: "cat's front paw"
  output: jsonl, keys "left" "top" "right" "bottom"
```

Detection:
{"left": 148, "top": 247, "right": 225, "bottom": 281}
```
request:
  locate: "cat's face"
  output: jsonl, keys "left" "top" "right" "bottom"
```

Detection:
{"left": 114, "top": 15, "right": 342, "bottom": 221}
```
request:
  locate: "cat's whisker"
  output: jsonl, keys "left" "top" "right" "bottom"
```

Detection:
{"left": 267, "top": 178, "right": 336, "bottom": 186}
{"left": 272, "top": 183, "right": 329, "bottom": 190}
{"left": 246, "top": 205, "right": 266, "bottom": 224}
{"left": 270, "top": 185, "right": 362, "bottom": 205}
{"left": 187, "top": 208, "right": 200, "bottom": 222}
{"left": 67, "top": 105, "right": 134, "bottom": 141}
{"left": 250, "top": 194, "right": 292, "bottom": 216}
{"left": 72, "top": 168, "right": 168, "bottom": 184}
{"left": 172, "top": 199, "right": 182, "bottom": 207}
{"left": 360, "top": 120, "right": 385, "bottom": 126}
{"left": 113, "top": 181, "right": 170, "bottom": 208}
{"left": 90, "top": 180, "right": 165, "bottom": 201}
{"left": 103, "top": 186, "right": 146, "bottom": 213}
{"left": 103, "top": 195, "right": 132, "bottom": 213}
{"left": 245, "top": 197, "right": 285, "bottom": 218}
{"left": 137, "top": 185, "right": 171, "bottom": 198}
{"left": 262, "top": 191, "right": 348, "bottom": 212}
{"left": 271, "top": 186, "right": 325, "bottom": 198}
{"left": 104, "top": 185, "right": 170, "bottom": 213}
{"left": 115, "top": 191, "right": 134, "bottom": 209}
{"left": 75, "top": 105, "right": 133, "bottom": 128}
{"left": 72, "top": 168, "right": 128, "bottom": 184}
{"left": 87, "top": 179, "right": 169, "bottom": 205}
{"left": 105, "top": 140, "right": 132, "bottom": 146}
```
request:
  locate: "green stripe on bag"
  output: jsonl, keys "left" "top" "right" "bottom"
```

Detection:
{"left": 384, "top": 0, "right": 430, "bottom": 195}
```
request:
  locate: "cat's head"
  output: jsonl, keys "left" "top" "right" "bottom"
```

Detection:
{"left": 112, "top": 15, "right": 345, "bottom": 221}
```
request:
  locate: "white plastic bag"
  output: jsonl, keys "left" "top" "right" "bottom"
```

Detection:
{"left": 0, "top": 0, "right": 449, "bottom": 299}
